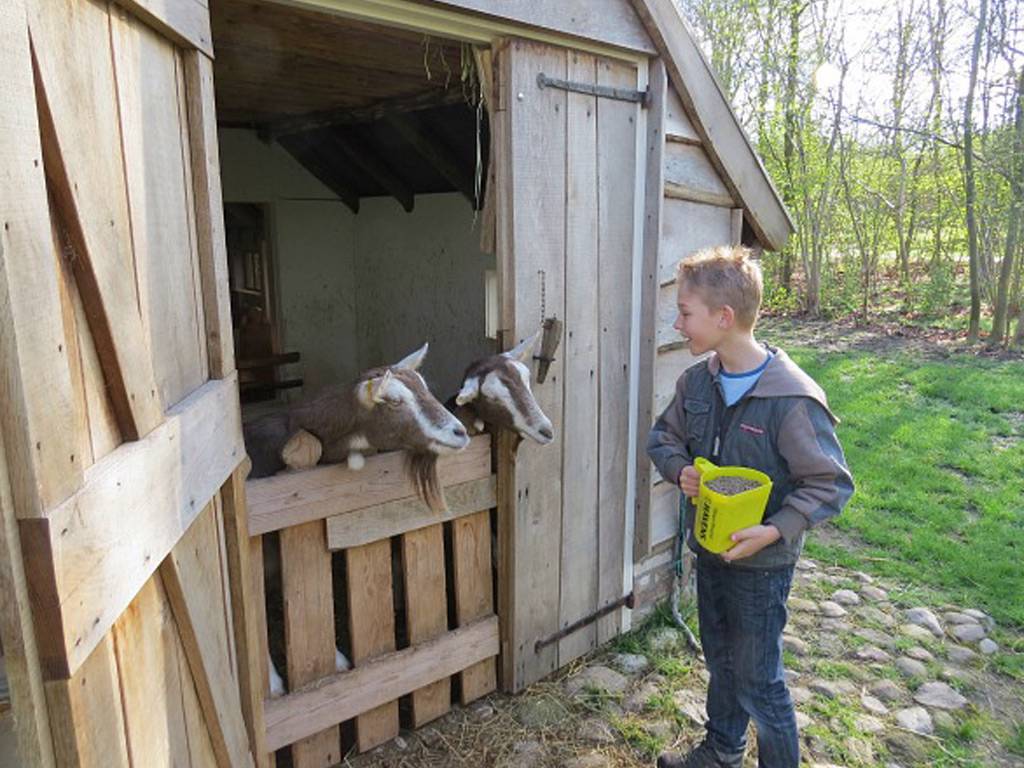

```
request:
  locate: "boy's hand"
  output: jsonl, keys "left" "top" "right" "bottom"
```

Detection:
{"left": 721, "top": 524, "right": 781, "bottom": 562}
{"left": 678, "top": 464, "right": 701, "bottom": 497}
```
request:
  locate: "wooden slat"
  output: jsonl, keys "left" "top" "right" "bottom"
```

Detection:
{"left": 596, "top": 56, "right": 637, "bottom": 644}
{"left": 632, "top": 57, "right": 667, "bottom": 560}
{"left": 176, "top": 629, "right": 220, "bottom": 768}
{"left": 654, "top": 346, "right": 698, "bottom": 419}
{"left": 161, "top": 501, "right": 255, "bottom": 768}
{"left": 111, "top": 576, "right": 192, "bottom": 767}
{"left": 29, "top": 0, "right": 163, "bottom": 442}
{"left": 630, "top": 0, "right": 794, "bottom": 249}
{"left": 662, "top": 143, "right": 734, "bottom": 208}
{"left": 221, "top": 463, "right": 272, "bottom": 768}
{"left": 21, "top": 375, "right": 243, "bottom": 679}
{"left": 0, "top": 396, "right": 56, "bottom": 767}
{"left": 731, "top": 208, "right": 744, "bottom": 244}
{"left": 326, "top": 476, "right": 496, "bottom": 550}
{"left": 451, "top": 511, "right": 497, "bottom": 703}
{"left": 0, "top": 0, "right": 82, "bottom": 518}
{"left": 346, "top": 540, "right": 399, "bottom": 752}
{"left": 265, "top": 617, "right": 499, "bottom": 752}
{"left": 401, "top": 525, "right": 451, "bottom": 725}
{"left": 649, "top": 479, "right": 681, "bottom": 547}
{"left": 280, "top": 522, "right": 341, "bottom": 767}
{"left": 558, "top": 50, "right": 600, "bottom": 666}
{"left": 247, "top": 434, "right": 492, "bottom": 536}
{"left": 658, "top": 198, "right": 735, "bottom": 285}
{"left": 110, "top": 0, "right": 213, "bottom": 57}
{"left": 664, "top": 84, "right": 700, "bottom": 143}
{"left": 110, "top": 12, "right": 208, "bottom": 409}
{"left": 44, "top": 635, "right": 130, "bottom": 767}
{"left": 248, "top": 533, "right": 277, "bottom": 768}
{"left": 502, "top": 39, "right": 568, "bottom": 690}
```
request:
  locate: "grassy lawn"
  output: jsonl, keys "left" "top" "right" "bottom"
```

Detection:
{"left": 783, "top": 345, "right": 1024, "bottom": 628}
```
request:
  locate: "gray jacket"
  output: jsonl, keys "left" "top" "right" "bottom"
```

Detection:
{"left": 647, "top": 346, "right": 854, "bottom": 569}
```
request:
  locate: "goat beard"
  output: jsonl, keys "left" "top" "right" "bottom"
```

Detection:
{"left": 405, "top": 452, "right": 446, "bottom": 511}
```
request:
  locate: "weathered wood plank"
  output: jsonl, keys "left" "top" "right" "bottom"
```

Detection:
{"left": 658, "top": 198, "right": 735, "bottom": 285}
{"left": 649, "top": 478, "right": 681, "bottom": 547}
{"left": 21, "top": 375, "right": 243, "bottom": 679}
{"left": 596, "top": 55, "right": 637, "bottom": 644}
{"left": 221, "top": 463, "right": 272, "bottom": 768}
{"left": 346, "top": 540, "right": 399, "bottom": 751}
{"left": 629, "top": 0, "right": 794, "bottom": 249}
{"left": 110, "top": 0, "right": 212, "bottom": 56}
{"left": 184, "top": 51, "right": 236, "bottom": 379}
{"left": 451, "top": 511, "right": 497, "bottom": 703}
{"left": 401, "top": 525, "right": 451, "bottom": 725}
{"left": 110, "top": 12, "right": 208, "bottom": 410}
{"left": 654, "top": 345, "right": 699, "bottom": 419}
{"left": 326, "top": 476, "right": 496, "bottom": 551}
{"left": 44, "top": 634, "right": 130, "bottom": 767}
{"left": 504, "top": 38, "right": 567, "bottom": 690}
{"left": 280, "top": 521, "right": 340, "bottom": 767}
{"left": 0, "top": 0, "right": 82, "bottom": 518}
{"left": 176, "top": 629, "right": 220, "bottom": 768}
{"left": 632, "top": 57, "right": 666, "bottom": 561}
{"left": 558, "top": 50, "right": 600, "bottom": 666}
{"left": 0, "top": 392, "right": 56, "bottom": 767}
{"left": 111, "top": 576, "right": 192, "bottom": 768}
{"left": 264, "top": 617, "right": 499, "bottom": 752}
{"left": 664, "top": 84, "right": 700, "bottom": 143}
{"left": 247, "top": 434, "right": 491, "bottom": 536}
{"left": 161, "top": 501, "right": 254, "bottom": 768}
{"left": 662, "top": 142, "right": 734, "bottom": 208}
{"left": 29, "top": 0, "right": 163, "bottom": 442}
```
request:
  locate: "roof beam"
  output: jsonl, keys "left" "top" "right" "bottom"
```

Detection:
{"left": 277, "top": 134, "right": 361, "bottom": 213}
{"left": 263, "top": 89, "right": 466, "bottom": 142}
{"left": 327, "top": 128, "right": 415, "bottom": 213}
{"left": 386, "top": 113, "right": 476, "bottom": 205}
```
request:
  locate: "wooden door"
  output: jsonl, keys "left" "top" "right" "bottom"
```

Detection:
{"left": 493, "top": 38, "right": 643, "bottom": 691}
{"left": 0, "top": 1, "right": 263, "bottom": 766}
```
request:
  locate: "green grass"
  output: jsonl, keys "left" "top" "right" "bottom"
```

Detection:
{"left": 781, "top": 348, "right": 1024, "bottom": 628}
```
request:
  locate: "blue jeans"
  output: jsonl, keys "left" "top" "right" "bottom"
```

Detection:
{"left": 696, "top": 555, "right": 799, "bottom": 768}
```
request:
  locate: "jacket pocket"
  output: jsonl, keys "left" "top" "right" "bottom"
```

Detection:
{"left": 683, "top": 397, "right": 711, "bottom": 443}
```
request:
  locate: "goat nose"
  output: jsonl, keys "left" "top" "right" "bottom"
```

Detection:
{"left": 452, "top": 424, "right": 467, "bottom": 438}
{"left": 539, "top": 425, "right": 553, "bottom": 440}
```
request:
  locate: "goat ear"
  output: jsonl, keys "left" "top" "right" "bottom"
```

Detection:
{"left": 503, "top": 330, "right": 541, "bottom": 364}
{"left": 365, "top": 369, "right": 393, "bottom": 405}
{"left": 393, "top": 342, "right": 429, "bottom": 371}
{"left": 455, "top": 377, "right": 480, "bottom": 405}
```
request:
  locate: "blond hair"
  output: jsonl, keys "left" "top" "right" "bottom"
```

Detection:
{"left": 676, "top": 245, "right": 763, "bottom": 328}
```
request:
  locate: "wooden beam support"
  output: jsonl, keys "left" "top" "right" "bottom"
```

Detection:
{"left": 20, "top": 375, "right": 244, "bottom": 679}
{"left": 327, "top": 128, "right": 414, "bottom": 213}
{"left": 277, "top": 134, "right": 360, "bottom": 214}
{"left": 264, "top": 88, "right": 465, "bottom": 141}
{"left": 386, "top": 113, "right": 476, "bottom": 203}
{"left": 264, "top": 617, "right": 499, "bottom": 752}
{"left": 246, "top": 434, "right": 491, "bottom": 536}
{"left": 109, "top": 0, "right": 212, "bottom": 57}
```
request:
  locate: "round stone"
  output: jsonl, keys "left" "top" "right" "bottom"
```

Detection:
{"left": 858, "top": 605, "right": 896, "bottom": 628}
{"left": 895, "top": 656, "right": 928, "bottom": 679}
{"left": 860, "top": 693, "right": 890, "bottom": 715}
{"left": 579, "top": 718, "right": 616, "bottom": 744}
{"left": 564, "top": 755, "right": 612, "bottom": 768}
{"left": 854, "top": 571, "right": 875, "bottom": 584}
{"left": 564, "top": 666, "right": 630, "bottom": 697}
{"left": 978, "top": 638, "right": 999, "bottom": 655}
{"left": 647, "top": 626, "right": 687, "bottom": 655}
{"left": 860, "top": 585, "right": 889, "bottom": 602}
{"left": 904, "top": 607, "right": 944, "bottom": 637}
{"left": 832, "top": 589, "right": 861, "bottom": 606}
{"left": 895, "top": 706, "right": 934, "bottom": 735}
{"left": 622, "top": 680, "right": 662, "bottom": 713}
{"left": 933, "top": 710, "right": 957, "bottom": 732}
{"left": 905, "top": 646, "right": 935, "bottom": 663}
{"left": 856, "top": 628, "right": 898, "bottom": 649}
{"left": 847, "top": 736, "right": 874, "bottom": 763}
{"left": 855, "top": 646, "right": 892, "bottom": 663}
{"left": 790, "top": 686, "right": 813, "bottom": 705}
{"left": 820, "top": 601, "right": 848, "bottom": 618}
{"left": 645, "top": 720, "right": 675, "bottom": 741}
{"left": 783, "top": 634, "right": 809, "bottom": 656}
{"left": 962, "top": 608, "right": 994, "bottom": 628}
{"left": 940, "top": 666, "right": 971, "bottom": 685}
{"left": 790, "top": 597, "right": 819, "bottom": 613}
{"left": 819, "top": 618, "right": 852, "bottom": 632}
{"left": 514, "top": 697, "right": 568, "bottom": 728}
{"left": 673, "top": 690, "right": 707, "bottom": 726}
{"left": 796, "top": 559, "right": 818, "bottom": 571}
{"left": 914, "top": 681, "right": 968, "bottom": 710}
{"left": 855, "top": 714, "right": 886, "bottom": 734}
{"left": 795, "top": 711, "right": 813, "bottom": 729}
{"left": 809, "top": 679, "right": 855, "bottom": 699}
{"left": 899, "top": 623, "right": 935, "bottom": 642}
{"left": 610, "top": 653, "right": 649, "bottom": 675}
{"left": 950, "top": 622, "right": 986, "bottom": 643}
{"left": 947, "top": 645, "right": 979, "bottom": 664}
{"left": 943, "top": 611, "right": 977, "bottom": 625}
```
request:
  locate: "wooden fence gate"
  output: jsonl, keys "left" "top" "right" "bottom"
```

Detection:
{"left": 245, "top": 435, "right": 499, "bottom": 762}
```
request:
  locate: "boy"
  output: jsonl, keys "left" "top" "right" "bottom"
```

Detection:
{"left": 647, "top": 246, "right": 853, "bottom": 768}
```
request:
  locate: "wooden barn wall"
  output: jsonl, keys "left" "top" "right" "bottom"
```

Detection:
{"left": 1, "top": 0, "right": 257, "bottom": 765}
{"left": 632, "top": 80, "right": 744, "bottom": 616}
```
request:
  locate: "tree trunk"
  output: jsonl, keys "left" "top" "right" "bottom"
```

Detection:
{"left": 963, "top": 0, "right": 988, "bottom": 342}
{"left": 990, "top": 67, "right": 1024, "bottom": 347}
{"left": 781, "top": 0, "right": 801, "bottom": 291}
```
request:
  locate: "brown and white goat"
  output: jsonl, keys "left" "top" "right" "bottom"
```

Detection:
{"left": 244, "top": 343, "right": 469, "bottom": 509}
{"left": 450, "top": 331, "right": 554, "bottom": 445}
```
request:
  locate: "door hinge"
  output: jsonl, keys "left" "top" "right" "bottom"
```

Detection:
{"left": 537, "top": 73, "right": 649, "bottom": 107}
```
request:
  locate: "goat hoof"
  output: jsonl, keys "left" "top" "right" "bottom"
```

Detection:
{"left": 347, "top": 452, "right": 365, "bottom": 471}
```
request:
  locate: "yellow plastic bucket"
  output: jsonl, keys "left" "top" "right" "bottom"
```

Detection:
{"left": 693, "top": 457, "right": 773, "bottom": 553}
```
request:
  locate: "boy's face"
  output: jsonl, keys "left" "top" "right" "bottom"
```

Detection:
{"left": 675, "top": 282, "right": 726, "bottom": 355}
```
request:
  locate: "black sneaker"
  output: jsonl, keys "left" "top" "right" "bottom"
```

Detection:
{"left": 656, "top": 741, "right": 733, "bottom": 768}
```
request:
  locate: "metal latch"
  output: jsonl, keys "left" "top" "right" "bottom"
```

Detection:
{"left": 537, "top": 73, "right": 650, "bottom": 107}
{"left": 534, "top": 592, "right": 635, "bottom": 652}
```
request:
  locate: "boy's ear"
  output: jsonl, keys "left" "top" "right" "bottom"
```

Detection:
{"left": 719, "top": 305, "right": 736, "bottom": 329}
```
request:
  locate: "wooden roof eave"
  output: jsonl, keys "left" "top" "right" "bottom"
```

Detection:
{"left": 630, "top": 0, "right": 795, "bottom": 251}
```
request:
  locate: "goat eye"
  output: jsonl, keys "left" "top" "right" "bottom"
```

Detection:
{"left": 384, "top": 395, "right": 402, "bottom": 406}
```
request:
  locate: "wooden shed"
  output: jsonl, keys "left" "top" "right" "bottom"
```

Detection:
{"left": 0, "top": 0, "right": 792, "bottom": 765}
